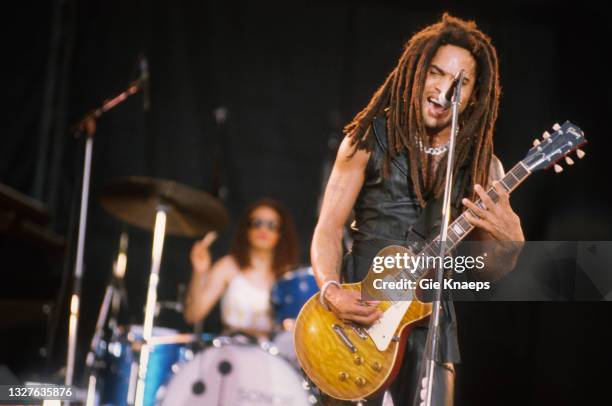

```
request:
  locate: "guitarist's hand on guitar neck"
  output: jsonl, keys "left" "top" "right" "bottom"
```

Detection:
{"left": 324, "top": 283, "right": 382, "bottom": 325}
{"left": 462, "top": 182, "right": 524, "bottom": 243}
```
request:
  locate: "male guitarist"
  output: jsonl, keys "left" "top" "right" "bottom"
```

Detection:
{"left": 312, "top": 14, "right": 524, "bottom": 405}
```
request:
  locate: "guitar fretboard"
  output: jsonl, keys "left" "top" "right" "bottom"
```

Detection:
{"left": 398, "top": 161, "right": 531, "bottom": 282}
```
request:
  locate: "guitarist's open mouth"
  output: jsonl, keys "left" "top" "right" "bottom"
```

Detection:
{"left": 427, "top": 96, "right": 449, "bottom": 118}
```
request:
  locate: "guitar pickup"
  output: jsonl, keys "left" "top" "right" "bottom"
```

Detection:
{"left": 332, "top": 324, "right": 357, "bottom": 353}
{"left": 348, "top": 324, "right": 369, "bottom": 340}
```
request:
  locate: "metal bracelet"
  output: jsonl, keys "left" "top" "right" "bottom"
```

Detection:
{"left": 319, "top": 280, "right": 341, "bottom": 311}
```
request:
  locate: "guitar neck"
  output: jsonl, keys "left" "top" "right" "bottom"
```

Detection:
{"left": 410, "top": 161, "right": 531, "bottom": 279}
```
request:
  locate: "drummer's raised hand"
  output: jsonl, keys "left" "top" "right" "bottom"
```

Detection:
{"left": 190, "top": 231, "right": 217, "bottom": 275}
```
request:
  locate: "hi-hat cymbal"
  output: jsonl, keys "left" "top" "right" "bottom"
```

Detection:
{"left": 99, "top": 176, "right": 229, "bottom": 237}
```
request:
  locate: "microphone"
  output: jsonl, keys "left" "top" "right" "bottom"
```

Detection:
{"left": 139, "top": 55, "right": 150, "bottom": 111}
{"left": 437, "top": 70, "right": 464, "bottom": 108}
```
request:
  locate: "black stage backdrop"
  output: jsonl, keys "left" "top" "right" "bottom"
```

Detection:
{"left": 2, "top": 1, "right": 611, "bottom": 405}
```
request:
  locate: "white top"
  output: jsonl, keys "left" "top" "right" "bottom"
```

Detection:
{"left": 220, "top": 273, "right": 273, "bottom": 334}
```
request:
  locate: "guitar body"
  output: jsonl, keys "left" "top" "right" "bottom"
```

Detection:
{"left": 294, "top": 287, "right": 431, "bottom": 401}
{"left": 294, "top": 246, "right": 433, "bottom": 401}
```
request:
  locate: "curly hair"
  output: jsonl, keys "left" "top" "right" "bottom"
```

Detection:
{"left": 344, "top": 13, "right": 501, "bottom": 207}
{"left": 229, "top": 198, "right": 300, "bottom": 278}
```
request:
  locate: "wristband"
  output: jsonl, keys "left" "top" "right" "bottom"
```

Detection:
{"left": 319, "top": 280, "right": 341, "bottom": 311}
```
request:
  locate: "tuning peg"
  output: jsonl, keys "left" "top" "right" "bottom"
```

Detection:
{"left": 532, "top": 139, "right": 541, "bottom": 147}
{"left": 542, "top": 131, "right": 551, "bottom": 139}
{"left": 554, "top": 164, "right": 563, "bottom": 173}
{"left": 420, "top": 388, "right": 427, "bottom": 402}
{"left": 565, "top": 157, "right": 574, "bottom": 165}
{"left": 576, "top": 149, "right": 586, "bottom": 159}
{"left": 552, "top": 123, "right": 561, "bottom": 131}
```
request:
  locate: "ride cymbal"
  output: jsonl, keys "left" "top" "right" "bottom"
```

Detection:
{"left": 100, "top": 176, "right": 229, "bottom": 237}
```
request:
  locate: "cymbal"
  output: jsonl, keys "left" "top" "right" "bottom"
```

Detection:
{"left": 100, "top": 176, "right": 229, "bottom": 237}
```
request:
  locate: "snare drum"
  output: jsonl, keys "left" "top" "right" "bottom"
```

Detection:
{"left": 160, "top": 336, "right": 314, "bottom": 405}
{"left": 271, "top": 266, "right": 318, "bottom": 324}
{"left": 101, "top": 325, "right": 189, "bottom": 406}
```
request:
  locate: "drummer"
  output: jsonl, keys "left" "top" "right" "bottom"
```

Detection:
{"left": 184, "top": 198, "right": 300, "bottom": 340}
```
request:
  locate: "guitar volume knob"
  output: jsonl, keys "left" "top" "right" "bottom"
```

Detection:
{"left": 354, "top": 355, "right": 363, "bottom": 365}
{"left": 372, "top": 361, "right": 382, "bottom": 371}
{"left": 338, "top": 372, "right": 349, "bottom": 381}
{"left": 355, "top": 376, "right": 366, "bottom": 387}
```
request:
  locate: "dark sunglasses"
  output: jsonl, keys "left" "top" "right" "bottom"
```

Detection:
{"left": 248, "top": 218, "right": 280, "bottom": 231}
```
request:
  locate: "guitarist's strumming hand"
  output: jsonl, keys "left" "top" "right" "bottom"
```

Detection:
{"left": 324, "top": 283, "right": 382, "bottom": 325}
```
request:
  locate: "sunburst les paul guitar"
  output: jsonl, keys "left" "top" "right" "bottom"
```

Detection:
{"left": 294, "top": 122, "right": 587, "bottom": 401}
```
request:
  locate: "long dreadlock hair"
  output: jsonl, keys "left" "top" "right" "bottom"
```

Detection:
{"left": 344, "top": 13, "right": 501, "bottom": 208}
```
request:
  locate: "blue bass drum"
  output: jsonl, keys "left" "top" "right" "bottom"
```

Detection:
{"left": 271, "top": 266, "right": 319, "bottom": 325}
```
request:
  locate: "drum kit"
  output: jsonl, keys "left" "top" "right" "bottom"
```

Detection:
{"left": 60, "top": 62, "right": 322, "bottom": 406}
{"left": 81, "top": 176, "right": 320, "bottom": 406}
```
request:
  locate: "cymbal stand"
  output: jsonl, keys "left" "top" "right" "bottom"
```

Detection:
{"left": 133, "top": 205, "right": 168, "bottom": 406}
{"left": 84, "top": 232, "right": 129, "bottom": 406}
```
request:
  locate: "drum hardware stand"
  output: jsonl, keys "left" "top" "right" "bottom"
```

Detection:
{"left": 95, "top": 175, "right": 228, "bottom": 405}
{"left": 155, "top": 284, "right": 185, "bottom": 316}
{"left": 133, "top": 204, "right": 168, "bottom": 406}
{"left": 416, "top": 70, "right": 464, "bottom": 406}
{"left": 65, "top": 76, "right": 145, "bottom": 404}
{"left": 96, "top": 176, "right": 228, "bottom": 405}
{"left": 84, "top": 232, "right": 129, "bottom": 406}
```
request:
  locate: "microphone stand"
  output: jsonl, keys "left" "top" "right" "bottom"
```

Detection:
{"left": 64, "top": 77, "right": 144, "bottom": 404}
{"left": 417, "top": 70, "right": 464, "bottom": 406}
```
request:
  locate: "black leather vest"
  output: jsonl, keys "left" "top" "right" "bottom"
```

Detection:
{"left": 352, "top": 116, "right": 466, "bottom": 244}
{"left": 351, "top": 117, "right": 423, "bottom": 243}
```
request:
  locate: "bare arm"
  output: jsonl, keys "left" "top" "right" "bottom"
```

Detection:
{"left": 312, "top": 136, "right": 382, "bottom": 324}
{"left": 183, "top": 234, "right": 237, "bottom": 324}
{"left": 312, "top": 136, "right": 368, "bottom": 286}
{"left": 464, "top": 156, "right": 525, "bottom": 281}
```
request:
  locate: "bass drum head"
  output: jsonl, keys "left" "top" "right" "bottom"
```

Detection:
{"left": 272, "top": 330, "right": 298, "bottom": 367}
{"left": 160, "top": 343, "right": 312, "bottom": 406}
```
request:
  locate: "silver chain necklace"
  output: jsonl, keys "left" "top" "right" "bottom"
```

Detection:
{"left": 418, "top": 139, "right": 449, "bottom": 155}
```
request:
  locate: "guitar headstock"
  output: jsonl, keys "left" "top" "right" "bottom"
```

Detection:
{"left": 522, "top": 121, "right": 587, "bottom": 173}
